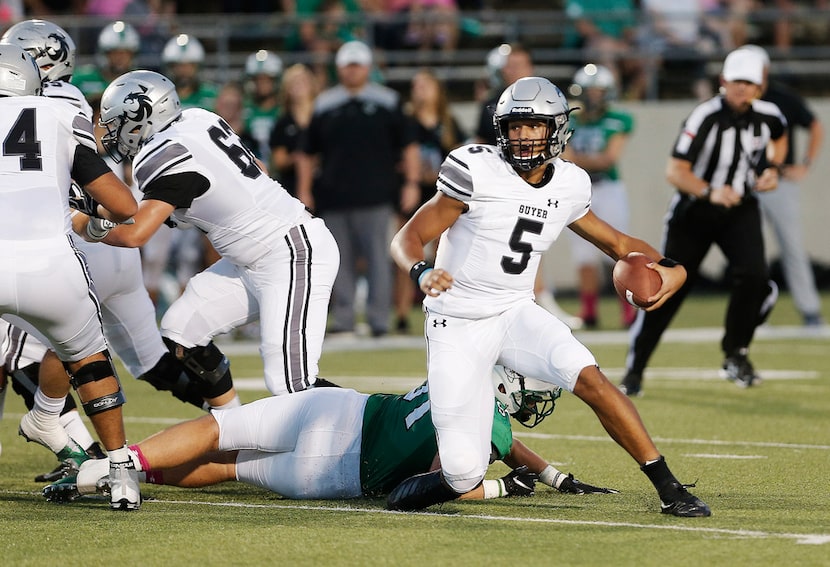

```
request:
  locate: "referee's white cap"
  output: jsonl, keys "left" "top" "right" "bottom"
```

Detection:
{"left": 722, "top": 48, "right": 765, "bottom": 85}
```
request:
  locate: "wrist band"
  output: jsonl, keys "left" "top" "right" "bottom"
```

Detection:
{"left": 539, "top": 465, "right": 565, "bottom": 488}
{"left": 482, "top": 479, "right": 505, "bottom": 499}
{"left": 409, "top": 260, "right": 433, "bottom": 285}
{"left": 658, "top": 257, "right": 680, "bottom": 268}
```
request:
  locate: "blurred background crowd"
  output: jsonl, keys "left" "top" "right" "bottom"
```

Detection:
{"left": 5, "top": 0, "right": 830, "bottom": 102}
{"left": 3, "top": 0, "right": 828, "bottom": 336}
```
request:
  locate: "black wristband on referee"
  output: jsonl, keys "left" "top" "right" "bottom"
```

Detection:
{"left": 409, "top": 260, "right": 434, "bottom": 284}
{"left": 658, "top": 257, "right": 681, "bottom": 268}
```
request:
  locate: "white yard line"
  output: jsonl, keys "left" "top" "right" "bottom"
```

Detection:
{"left": 217, "top": 324, "right": 830, "bottom": 356}
{"left": 4, "top": 490, "right": 823, "bottom": 545}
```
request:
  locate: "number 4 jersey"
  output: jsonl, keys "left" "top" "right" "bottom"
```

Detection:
{"left": 426, "top": 145, "right": 592, "bottom": 319}
{"left": 0, "top": 96, "right": 98, "bottom": 241}
{"left": 132, "top": 107, "right": 308, "bottom": 267}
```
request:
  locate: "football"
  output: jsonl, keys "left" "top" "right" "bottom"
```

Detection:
{"left": 612, "top": 252, "right": 662, "bottom": 309}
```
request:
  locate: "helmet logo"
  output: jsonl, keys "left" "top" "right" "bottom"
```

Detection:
{"left": 123, "top": 86, "right": 152, "bottom": 121}
{"left": 46, "top": 32, "right": 70, "bottom": 63}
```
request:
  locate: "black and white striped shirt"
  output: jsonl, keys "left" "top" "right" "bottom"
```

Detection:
{"left": 672, "top": 96, "right": 787, "bottom": 197}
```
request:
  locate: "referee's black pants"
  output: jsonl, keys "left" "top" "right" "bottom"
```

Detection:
{"left": 626, "top": 195, "right": 769, "bottom": 374}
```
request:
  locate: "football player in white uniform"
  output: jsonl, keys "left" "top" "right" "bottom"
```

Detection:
{"left": 0, "top": 45, "right": 140, "bottom": 510}
{"left": 77, "top": 70, "right": 340, "bottom": 397}
{"left": 388, "top": 77, "right": 710, "bottom": 517}
{"left": 1, "top": 21, "right": 232, "bottom": 483}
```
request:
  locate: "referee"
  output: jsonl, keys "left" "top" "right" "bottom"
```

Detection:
{"left": 620, "top": 47, "right": 787, "bottom": 395}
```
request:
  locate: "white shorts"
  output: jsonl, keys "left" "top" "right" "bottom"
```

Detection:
{"left": 0, "top": 237, "right": 106, "bottom": 362}
{"left": 161, "top": 217, "right": 339, "bottom": 395}
{"left": 213, "top": 388, "right": 368, "bottom": 499}
{"left": 73, "top": 235, "right": 167, "bottom": 378}
{"left": 424, "top": 299, "right": 597, "bottom": 492}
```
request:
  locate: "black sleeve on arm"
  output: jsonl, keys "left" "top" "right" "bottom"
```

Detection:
{"left": 71, "top": 145, "right": 114, "bottom": 186}
{"left": 142, "top": 171, "right": 210, "bottom": 208}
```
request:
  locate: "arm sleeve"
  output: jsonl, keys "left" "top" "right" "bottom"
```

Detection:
{"left": 141, "top": 171, "right": 210, "bottom": 208}
{"left": 71, "top": 145, "right": 114, "bottom": 186}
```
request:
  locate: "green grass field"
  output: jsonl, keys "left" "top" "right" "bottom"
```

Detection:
{"left": 1, "top": 293, "right": 828, "bottom": 566}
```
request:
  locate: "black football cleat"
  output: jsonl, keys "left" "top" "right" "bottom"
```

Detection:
{"left": 660, "top": 482, "right": 711, "bottom": 517}
{"left": 619, "top": 371, "right": 643, "bottom": 397}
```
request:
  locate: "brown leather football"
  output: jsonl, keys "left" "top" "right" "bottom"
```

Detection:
{"left": 612, "top": 252, "right": 662, "bottom": 309}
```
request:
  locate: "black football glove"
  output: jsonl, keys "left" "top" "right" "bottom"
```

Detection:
{"left": 68, "top": 182, "right": 104, "bottom": 219}
{"left": 500, "top": 465, "right": 538, "bottom": 497}
{"left": 557, "top": 473, "right": 619, "bottom": 495}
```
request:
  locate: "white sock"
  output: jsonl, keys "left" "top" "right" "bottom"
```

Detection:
{"left": 59, "top": 411, "right": 96, "bottom": 451}
{"left": 27, "top": 389, "right": 70, "bottom": 452}
{"left": 108, "top": 446, "right": 131, "bottom": 464}
{"left": 34, "top": 388, "right": 67, "bottom": 414}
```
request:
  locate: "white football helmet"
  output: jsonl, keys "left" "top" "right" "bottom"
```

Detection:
{"left": 0, "top": 44, "right": 42, "bottom": 96}
{"left": 1, "top": 19, "right": 75, "bottom": 82}
{"left": 245, "top": 49, "right": 283, "bottom": 78}
{"left": 491, "top": 365, "right": 561, "bottom": 428}
{"left": 162, "top": 34, "right": 205, "bottom": 65}
{"left": 97, "top": 21, "right": 140, "bottom": 53}
{"left": 99, "top": 70, "right": 181, "bottom": 162}
{"left": 568, "top": 63, "right": 617, "bottom": 106}
{"left": 493, "top": 76, "right": 573, "bottom": 171}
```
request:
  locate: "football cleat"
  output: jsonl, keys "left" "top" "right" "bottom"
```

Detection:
{"left": 19, "top": 411, "right": 70, "bottom": 453}
{"left": 618, "top": 371, "right": 643, "bottom": 397}
{"left": 34, "top": 439, "right": 97, "bottom": 482}
{"left": 42, "top": 475, "right": 82, "bottom": 503}
{"left": 35, "top": 459, "right": 82, "bottom": 483}
{"left": 109, "top": 459, "right": 141, "bottom": 511}
{"left": 659, "top": 482, "right": 711, "bottom": 517}
{"left": 721, "top": 352, "right": 758, "bottom": 388}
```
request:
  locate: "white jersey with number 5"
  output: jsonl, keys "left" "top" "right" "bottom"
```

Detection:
{"left": 426, "top": 144, "right": 592, "bottom": 319}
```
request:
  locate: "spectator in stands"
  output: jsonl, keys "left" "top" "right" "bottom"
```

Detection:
{"left": 564, "top": 0, "right": 647, "bottom": 100}
{"left": 388, "top": 0, "right": 460, "bottom": 54}
{"left": 473, "top": 43, "right": 533, "bottom": 146}
{"left": 161, "top": 33, "right": 218, "bottom": 110}
{"left": 72, "top": 20, "right": 140, "bottom": 100}
{"left": 270, "top": 63, "right": 320, "bottom": 197}
{"left": 243, "top": 50, "right": 283, "bottom": 168}
{"left": 639, "top": 0, "right": 718, "bottom": 100}
{"left": 216, "top": 81, "right": 260, "bottom": 157}
{"left": 161, "top": 33, "right": 221, "bottom": 299}
{"left": 0, "top": 0, "right": 23, "bottom": 22}
{"left": 296, "top": 41, "right": 420, "bottom": 337}
{"left": 284, "top": 0, "right": 365, "bottom": 87}
{"left": 395, "top": 69, "right": 465, "bottom": 333}
{"left": 743, "top": 44, "right": 826, "bottom": 326}
{"left": 564, "top": 64, "right": 636, "bottom": 329}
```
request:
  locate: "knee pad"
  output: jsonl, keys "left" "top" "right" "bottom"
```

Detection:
{"left": 138, "top": 352, "right": 208, "bottom": 410}
{"left": 64, "top": 353, "right": 125, "bottom": 416}
{"left": 162, "top": 338, "right": 233, "bottom": 400}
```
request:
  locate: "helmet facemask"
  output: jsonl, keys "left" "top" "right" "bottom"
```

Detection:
{"left": 493, "top": 77, "right": 573, "bottom": 172}
{"left": 495, "top": 113, "right": 571, "bottom": 172}
{"left": 492, "top": 366, "right": 562, "bottom": 428}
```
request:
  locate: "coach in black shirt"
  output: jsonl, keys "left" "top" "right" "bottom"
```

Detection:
{"left": 620, "top": 47, "right": 788, "bottom": 395}
{"left": 297, "top": 41, "right": 420, "bottom": 337}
